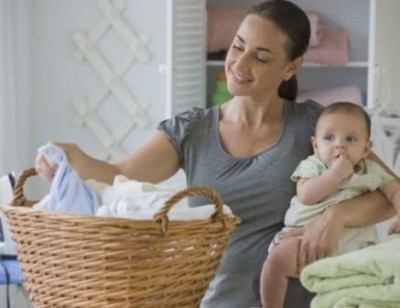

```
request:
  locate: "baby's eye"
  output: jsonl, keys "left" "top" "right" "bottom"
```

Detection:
{"left": 346, "top": 136, "right": 357, "bottom": 143}
{"left": 323, "top": 135, "right": 334, "bottom": 141}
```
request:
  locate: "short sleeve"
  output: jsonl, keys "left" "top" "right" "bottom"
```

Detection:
{"left": 290, "top": 155, "right": 325, "bottom": 182}
{"left": 378, "top": 171, "right": 395, "bottom": 190}
{"left": 365, "top": 160, "right": 396, "bottom": 190}
{"left": 157, "top": 107, "right": 204, "bottom": 164}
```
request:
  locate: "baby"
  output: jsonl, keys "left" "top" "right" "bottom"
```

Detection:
{"left": 260, "top": 102, "right": 400, "bottom": 308}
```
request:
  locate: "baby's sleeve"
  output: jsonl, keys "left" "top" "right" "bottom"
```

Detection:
{"left": 367, "top": 160, "right": 396, "bottom": 190}
{"left": 290, "top": 156, "right": 324, "bottom": 182}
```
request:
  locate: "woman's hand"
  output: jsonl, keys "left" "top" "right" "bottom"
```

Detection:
{"left": 35, "top": 151, "right": 58, "bottom": 181}
{"left": 35, "top": 142, "right": 77, "bottom": 181}
{"left": 281, "top": 210, "right": 344, "bottom": 273}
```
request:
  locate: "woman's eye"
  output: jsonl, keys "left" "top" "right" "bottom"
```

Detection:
{"left": 255, "top": 56, "right": 268, "bottom": 63}
{"left": 232, "top": 45, "right": 243, "bottom": 52}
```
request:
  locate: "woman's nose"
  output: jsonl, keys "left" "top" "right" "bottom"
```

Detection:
{"left": 234, "top": 54, "right": 250, "bottom": 71}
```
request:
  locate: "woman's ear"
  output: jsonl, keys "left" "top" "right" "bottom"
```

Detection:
{"left": 286, "top": 56, "right": 303, "bottom": 79}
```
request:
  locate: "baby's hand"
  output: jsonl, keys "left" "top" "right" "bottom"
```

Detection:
{"left": 330, "top": 155, "right": 354, "bottom": 181}
{"left": 35, "top": 152, "right": 58, "bottom": 182}
{"left": 387, "top": 214, "right": 400, "bottom": 235}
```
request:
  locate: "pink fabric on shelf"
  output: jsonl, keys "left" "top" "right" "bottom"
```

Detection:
{"left": 207, "top": 5, "right": 248, "bottom": 53}
{"left": 298, "top": 85, "right": 363, "bottom": 107}
{"left": 207, "top": 6, "right": 325, "bottom": 53}
{"left": 307, "top": 13, "right": 324, "bottom": 47}
{"left": 303, "top": 28, "right": 349, "bottom": 66}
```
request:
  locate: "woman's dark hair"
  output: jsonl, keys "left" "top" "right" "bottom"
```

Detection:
{"left": 248, "top": 0, "right": 310, "bottom": 101}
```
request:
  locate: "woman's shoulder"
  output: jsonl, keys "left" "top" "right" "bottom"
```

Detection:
{"left": 289, "top": 99, "right": 324, "bottom": 114}
{"left": 176, "top": 106, "right": 216, "bottom": 121}
{"left": 158, "top": 106, "right": 216, "bottom": 135}
{"left": 285, "top": 99, "right": 324, "bottom": 125}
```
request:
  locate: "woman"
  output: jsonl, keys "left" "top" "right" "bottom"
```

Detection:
{"left": 36, "top": 1, "right": 394, "bottom": 307}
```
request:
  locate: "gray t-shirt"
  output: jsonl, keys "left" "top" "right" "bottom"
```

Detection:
{"left": 158, "top": 100, "right": 323, "bottom": 307}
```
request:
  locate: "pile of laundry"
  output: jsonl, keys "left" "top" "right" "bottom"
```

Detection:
{"left": 34, "top": 143, "right": 233, "bottom": 220}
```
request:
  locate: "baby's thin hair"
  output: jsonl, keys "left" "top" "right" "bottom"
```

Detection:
{"left": 317, "top": 102, "right": 371, "bottom": 137}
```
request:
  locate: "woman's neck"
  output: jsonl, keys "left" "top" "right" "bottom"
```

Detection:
{"left": 221, "top": 95, "right": 284, "bottom": 128}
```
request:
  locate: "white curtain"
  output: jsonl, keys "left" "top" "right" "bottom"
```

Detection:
{"left": 0, "top": 0, "right": 32, "bottom": 175}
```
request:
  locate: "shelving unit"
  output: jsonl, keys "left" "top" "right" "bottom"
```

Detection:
{"left": 206, "top": 0, "right": 374, "bottom": 108}
{"left": 207, "top": 60, "right": 369, "bottom": 68}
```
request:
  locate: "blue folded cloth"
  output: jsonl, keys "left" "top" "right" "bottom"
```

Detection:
{"left": 0, "top": 257, "right": 23, "bottom": 284}
{"left": 38, "top": 143, "right": 99, "bottom": 215}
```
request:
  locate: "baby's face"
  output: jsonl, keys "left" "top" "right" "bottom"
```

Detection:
{"left": 312, "top": 112, "right": 372, "bottom": 166}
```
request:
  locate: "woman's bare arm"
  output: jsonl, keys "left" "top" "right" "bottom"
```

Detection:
{"left": 35, "top": 131, "right": 180, "bottom": 184}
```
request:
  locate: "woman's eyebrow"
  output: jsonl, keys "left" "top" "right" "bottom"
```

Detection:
{"left": 236, "top": 34, "right": 274, "bottom": 55}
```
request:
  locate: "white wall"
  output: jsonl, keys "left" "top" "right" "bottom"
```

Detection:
{"left": 30, "top": 0, "right": 168, "bottom": 160}
{"left": 6, "top": 0, "right": 189, "bottom": 197}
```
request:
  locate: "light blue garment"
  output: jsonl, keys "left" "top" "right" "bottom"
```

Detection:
{"left": 38, "top": 144, "right": 99, "bottom": 215}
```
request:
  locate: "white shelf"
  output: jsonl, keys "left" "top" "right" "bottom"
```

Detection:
{"left": 302, "top": 62, "right": 369, "bottom": 68}
{"left": 206, "top": 60, "right": 225, "bottom": 67}
{"left": 207, "top": 60, "right": 369, "bottom": 68}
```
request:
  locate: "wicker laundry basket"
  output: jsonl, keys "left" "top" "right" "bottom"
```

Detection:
{"left": 0, "top": 168, "right": 240, "bottom": 308}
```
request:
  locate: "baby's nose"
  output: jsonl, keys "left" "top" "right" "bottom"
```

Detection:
{"left": 335, "top": 139, "right": 346, "bottom": 148}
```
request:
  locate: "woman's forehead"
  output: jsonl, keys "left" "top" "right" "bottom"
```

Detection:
{"left": 236, "top": 15, "right": 288, "bottom": 50}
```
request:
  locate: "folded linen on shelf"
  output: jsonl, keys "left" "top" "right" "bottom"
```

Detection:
{"left": 300, "top": 238, "right": 400, "bottom": 307}
{"left": 207, "top": 5, "right": 247, "bottom": 53}
{"left": 304, "top": 28, "right": 349, "bottom": 66}
{"left": 307, "top": 12, "right": 324, "bottom": 47}
{"left": 207, "top": 5, "right": 324, "bottom": 53}
{"left": 298, "top": 85, "right": 363, "bottom": 107}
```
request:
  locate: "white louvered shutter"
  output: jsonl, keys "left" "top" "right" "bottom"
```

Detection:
{"left": 165, "top": 0, "right": 206, "bottom": 117}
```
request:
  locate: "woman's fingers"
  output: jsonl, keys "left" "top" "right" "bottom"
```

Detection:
{"left": 35, "top": 153, "right": 57, "bottom": 181}
{"left": 297, "top": 214, "right": 341, "bottom": 271}
{"left": 298, "top": 238, "right": 320, "bottom": 272}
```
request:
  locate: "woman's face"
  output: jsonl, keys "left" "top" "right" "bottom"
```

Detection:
{"left": 225, "top": 14, "right": 300, "bottom": 101}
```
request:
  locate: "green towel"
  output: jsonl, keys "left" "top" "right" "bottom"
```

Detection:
{"left": 300, "top": 238, "right": 400, "bottom": 307}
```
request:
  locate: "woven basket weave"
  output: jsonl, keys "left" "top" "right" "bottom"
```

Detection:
{"left": 0, "top": 168, "right": 240, "bottom": 308}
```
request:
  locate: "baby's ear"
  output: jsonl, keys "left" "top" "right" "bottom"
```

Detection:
{"left": 311, "top": 136, "right": 317, "bottom": 150}
{"left": 363, "top": 140, "right": 373, "bottom": 158}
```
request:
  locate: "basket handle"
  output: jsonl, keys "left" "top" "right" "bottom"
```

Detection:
{"left": 11, "top": 168, "right": 39, "bottom": 207}
{"left": 154, "top": 186, "right": 226, "bottom": 235}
